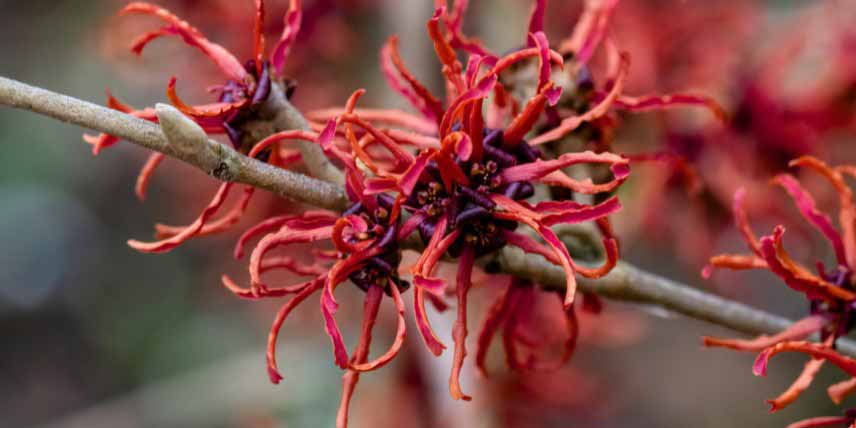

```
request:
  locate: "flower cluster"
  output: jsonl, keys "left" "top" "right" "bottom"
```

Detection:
{"left": 62, "top": 0, "right": 856, "bottom": 426}
{"left": 216, "top": 1, "right": 633, "bottom": 421}
{"left": 609, "top": 0, "right": 856, "bottom": 268}
{"left": 704, "top": 156, "right": 856, "bottom": 423}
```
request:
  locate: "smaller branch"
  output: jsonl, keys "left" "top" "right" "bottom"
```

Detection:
{"left": 0, "top": 76, "right": 349, "bottom": 211}
{"left": 497, "top": 247, "right": 856, "bottom": 357}
{"left": 262, "top": 81, "right": 345, "bottom": 186}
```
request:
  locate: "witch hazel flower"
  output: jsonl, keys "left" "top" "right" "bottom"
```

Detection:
{"left": 220, "top": 106, "right": 419, "bottom": 427}
{"left": 704, "top": 156, "right": 856, "bottom": 414}
{"left": 325, "top": 6, "right": 631, "bottom": 402}
{"left": 85, "top": 0, "right": 308, "bottom": 254}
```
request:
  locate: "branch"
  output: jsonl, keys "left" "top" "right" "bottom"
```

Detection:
{"left": 2, "top": 75, "right": 853, "bottom": 357}
{"left": 0, "top": 76, "right": 348, "bottom": 211}
{"left": 498, "top": 247, "right": 856, "bottom": 356}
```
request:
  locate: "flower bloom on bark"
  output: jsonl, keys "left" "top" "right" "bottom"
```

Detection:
{"left": 317, "top": 5, "right": 632, "bottom": 403}
{"left": 87, "top": 0, "right": 307, "bottom": 254}
{"left": 222, "top": 108, "right": 416, "bottom": 428}
{"left": 704, "top": 156, "right": 856, "bottom": 414}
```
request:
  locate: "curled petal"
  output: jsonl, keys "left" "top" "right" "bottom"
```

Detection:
{"left": 249, "top": 223, "right": 335, "bottom": 290}
{"left": 733, "top": 187, "right": 762, "bottom": 256}
{"left": 530, "top": 52, "right": 630, "bottom": 146}
{"left": 450, "top": 246, "right": 475, "bottom": 401}
{"left": 306, "top": 108, "right": 437, "bottom": 135}
{"left": 248, "top": 129, "right": 319, "bottom": 158}
{"left": 703, "top": 254, "right": 768, "bottom": 278}
{"left": 322, "top": 248, "right": 383, "bottom": 369}
{"left": 612, "top": 93, "right": 727, "bottom": 123}
{"left": 828, "top": 377, "right": 856, "bottom": 404}
{"left": 266, "top": 280, "right": 324, "bottom": 383}
{"left": 414, "top": 229, "right": 462, "bottom": 295}
{"left": 793, "top": 156, "right": 856, "bottom": 272}
{"left": 121, "top": 2, "right": 247, "bottom": 81}
{"left": 336, "top": 283, "right": 382, "bottom": 428}
{"left": 341, "top": 114, "right": 415, "bottom": 171}
{"left": 526, "top": 0, "right": 546, "bottom": 40}
{"left": 398, "top": 151, "right": 433, "bottom": 196}
{"left": 503, "top": 83, "right": 561, "bottom": 148}
{"left": 540, "top": 196, "right": 622, "bottom": 227}
{"left": 476, "top": 282, "right": 513, "bottom": 377}
{"left": 415, "top": 286, "right": 447, "bottom": 356}
{"left": 559, "top": 0, "right": 619, "bottom": 62}
{"left": 774, "top": 173, "right": 847, "bottom": 267}
{"left": 703, "top": 315, "right": 827, "bottom": 352}
{"left": 493, "top": 204, "right": 578, "bottom": 307}
{"left": 754, "top": 341, "right": 856, "bottom": 378}
{"left": 768, "top": 358, "right": 825, "bottom": 412}
{"left": 427, "top": 7, "right": 461, "bottom": 70}
{"left": 787, "top": 417, "right": 854, "bottom": 428}
{"left": 350, "top": 283, "right": 407, "bottom": 372}
{"left": 331, "top": 215, "right": 373, "bottom": 254}
{"left": 271, "top": 0, "right": 302, "bottom": 75}
{"left": 440, "top": 74, "right": 498, "bottom": 138}
{"left": 135, "top": 152, "right": 165, "bottom": 201}
{"left": 381, "top": 35, "right": 444, "bottom": 123}
{"left": 167, "top": 77, "right": 247, "bottom": 118}
{"left": 128, "top": 183, "right": 234, "bottom": 253}
{"left": 234, "top": 211, "right": 336, "bottom": 259}
{"left": 502, "top": 230, "right": 560, "bottom": 265}
{"left": 322, "top": 286, "right": 353, "bottom": 370}
{"left": 528, "top": 31, "right": 551, "bottom": 93}
{"left": 500, "top": 150, "right": 630, "bottom": 194}
{"left": 485, "top": 47, "right": 564, "bottom": 82}
{"left": 759, "top": 227, "right": 856, "bottom": 302}
{"left": 155, "top": 185, "right": 255, "bottom": 239}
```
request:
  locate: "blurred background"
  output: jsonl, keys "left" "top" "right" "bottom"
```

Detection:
{"left": 1, "top": 0, "right": 855, "bottom": 427}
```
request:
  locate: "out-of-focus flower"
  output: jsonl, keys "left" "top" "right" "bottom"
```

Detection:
{"left": 611, "top": 1, "right": 856, "bottom": 268}
{"left": 704, "top": 156, "right": 856, "bottom": 416}
{"left": 222, "top": 106, "right": 416, "bottom": 428}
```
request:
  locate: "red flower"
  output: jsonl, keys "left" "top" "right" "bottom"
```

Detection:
{"left": 86, "top": 1, "right": 310, "bottom": 254}
{"left": 334, "top": 5, "right": 631, "bottom": 402}
{"left": 704, "top": 156, "right": 856, "bottom": 413}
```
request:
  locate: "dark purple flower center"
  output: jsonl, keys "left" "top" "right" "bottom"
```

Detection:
{"left": 406, "top": 128, "right": 540, "bottom": 257}
{"left": 219, "top": 60, "right": 275, "bottom": 151}
{"left": 343, "top": 194, "right": 409, "bottom": 295}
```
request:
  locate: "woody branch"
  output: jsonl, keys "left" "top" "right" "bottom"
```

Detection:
{"left": 2, "top": 75, "right": 852, "bottom": 356}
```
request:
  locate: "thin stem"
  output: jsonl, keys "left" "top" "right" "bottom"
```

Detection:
{"left": 2, "top": 74, "right": 853, "bottom": 357}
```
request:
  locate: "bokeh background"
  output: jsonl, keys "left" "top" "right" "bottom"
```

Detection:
{"left": 1, "top": 0, "right": 854, "bottom": 427}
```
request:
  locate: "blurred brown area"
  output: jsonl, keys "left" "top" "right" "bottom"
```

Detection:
{"left": 0, "top": 1, "right": 850, "bottom": 427}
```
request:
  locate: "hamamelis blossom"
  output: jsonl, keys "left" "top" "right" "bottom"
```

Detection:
{"left": 703, "top": 156, "right": 856, "bottom": 414}
{"left": 222, "top": 113, "right": 414, "bottom": 428}
{"left": 85, "top": 0, "right": 307, "bottom": 254}
{"left": 327, "top": 6, "right": 632, "bottom": 402}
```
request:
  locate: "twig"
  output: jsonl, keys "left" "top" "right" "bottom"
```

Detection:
{"left": 497, "top": 247, "right": 856, "bottom": 356}
{"left": 2, "top": 74, "right": 853, "bottom": 356}
{"left": 0, "top": 76, "right": 348, "bottom": 211}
